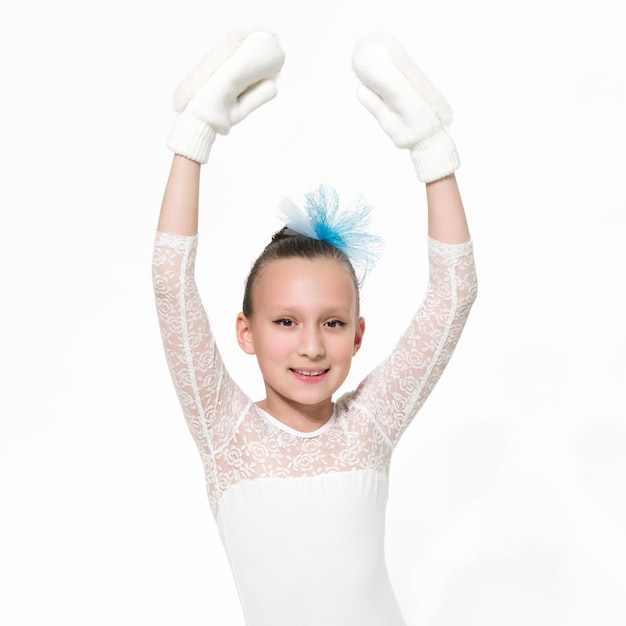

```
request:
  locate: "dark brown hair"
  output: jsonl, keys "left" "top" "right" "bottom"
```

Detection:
{"left": 242, "top": 227, "right": 360, "bottom": 317}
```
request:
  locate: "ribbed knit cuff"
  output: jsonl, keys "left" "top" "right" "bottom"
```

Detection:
{"left": 167, "top": 111, "right": 217, "bottom": 164}
{"left": 410, "top": 127, "right": 460, "bottom": 183}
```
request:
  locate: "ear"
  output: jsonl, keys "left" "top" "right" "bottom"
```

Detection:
{"left": 236, "top": 312, "right": 256, "bottom": 355}
{"left": 353, "top": 316, "right": 366, "bottom": 355}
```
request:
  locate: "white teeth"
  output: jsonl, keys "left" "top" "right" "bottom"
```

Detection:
{"left": 293, "top": 369, "right": 326, "bottom": 376}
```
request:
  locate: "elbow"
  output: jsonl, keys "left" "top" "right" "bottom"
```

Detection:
{"left": 152, "top": 266, "right": 177, "bottom": 300}
{"left": 468, "top": 271, "right": 478, "bottom": 307}
{"left": 463, "top": 271, "right": 478, "bottom": 316}
{"left": 454, "top": 268, "right": 478, "bottom": 322}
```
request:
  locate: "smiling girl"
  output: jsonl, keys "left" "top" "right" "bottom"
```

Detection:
{"left": 153, "top": 26, "right": 477, "bottom": 626}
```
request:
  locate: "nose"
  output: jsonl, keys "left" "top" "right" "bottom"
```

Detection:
{"left": 298, "top": 325, "right": 325, "bottom": 359}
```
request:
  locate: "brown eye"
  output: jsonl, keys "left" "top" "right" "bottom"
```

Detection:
{"left": 324, "top": 320, "right": 347, "bottom": 328}
{"left": 273, "top": 319, "right": 294, "bottom": 327}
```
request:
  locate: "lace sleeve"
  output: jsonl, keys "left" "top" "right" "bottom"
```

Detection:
{"left": 152, "top": 231, "right": 251, "bottom": 457}
{"left": 354, "top": 237, "right": 477, "bottom": 447}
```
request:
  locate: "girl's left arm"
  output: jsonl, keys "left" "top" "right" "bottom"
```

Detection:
{"left": 426, "top": 173, "right": 470, "bottom": 245}
{"left": 351, "top": 34, "right": 477, "bottom": 445}
{"left": 354, "top": 228, "right": 477, "bottom": 447}
{"left": 354, "top": 155, "right": 475, "bottom": 449}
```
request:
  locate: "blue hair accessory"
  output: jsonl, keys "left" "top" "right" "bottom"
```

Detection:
{"left": 278, "top": 184, "right": 384, "bottom": 275}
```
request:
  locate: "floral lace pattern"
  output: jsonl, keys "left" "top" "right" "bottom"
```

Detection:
{"left": 153, "top": 232, "right": 477, "bottom": 516}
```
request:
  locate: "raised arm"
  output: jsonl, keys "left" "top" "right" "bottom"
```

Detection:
{"left": 351, "top": 33, "right": 476, "bottom": 443}
{"left": 158, "top": 155, "right": 201, "bottom": 236}
{"left": 426, "top": 173, "right": 469, "bottom": 244}
{"left": 152, "top": 27, "right": 285, "bottom": 465}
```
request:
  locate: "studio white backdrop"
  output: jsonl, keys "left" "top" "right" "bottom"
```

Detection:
{"left": 1, "top": 1, "right": 624, "bottom": 624}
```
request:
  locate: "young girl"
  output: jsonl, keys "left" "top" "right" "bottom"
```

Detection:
{"left": 153, "top": 26, "right": 477, "bottom": 626}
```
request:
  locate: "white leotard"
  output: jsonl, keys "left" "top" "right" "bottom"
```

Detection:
{"left": 153, "top": 232, "right": 477, "bottom": 626}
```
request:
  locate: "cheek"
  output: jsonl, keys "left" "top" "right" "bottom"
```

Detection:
{"left": 257, "top": 333, "right": 293, "bottom": 360}
{"left": 330, "top": 336, "right": 358, "bottom": 361}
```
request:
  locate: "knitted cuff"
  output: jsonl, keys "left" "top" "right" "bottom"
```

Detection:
{"left": 410, "top": 127, "right": 460, "bottom": 183}
{"left": 167, "top": 111, "right": 217, "bottom": 164}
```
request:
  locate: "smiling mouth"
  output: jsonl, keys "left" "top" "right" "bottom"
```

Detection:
{"left": 290, "top": 368, "right": 329, "bottom": 377}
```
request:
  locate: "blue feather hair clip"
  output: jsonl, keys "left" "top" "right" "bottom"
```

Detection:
{"left": 278, "top": 184, "right": 384, "bottom": 275}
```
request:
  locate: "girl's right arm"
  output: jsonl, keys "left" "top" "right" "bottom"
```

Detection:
{"left": 153, "top": 222, "right": 245, "bottom": 458}
{"left": 152, "top": 28, "right": 285, "bottom": 455}
{"left": 157, "top": 155, "right": 201, "bottom": 236}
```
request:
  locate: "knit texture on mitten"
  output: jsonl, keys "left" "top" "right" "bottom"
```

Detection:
{"left": 353, "top": 34, "right": 459, "bottom": 182}
{"left": 168, "top": 26, "right": 285, "bottom": 163}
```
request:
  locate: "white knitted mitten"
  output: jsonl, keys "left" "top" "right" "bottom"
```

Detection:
{"left": 167, "top": 26, "right": 285, "bottom": 163}
{"left": 352, "top": 33, "right": 459, "bottom": 183}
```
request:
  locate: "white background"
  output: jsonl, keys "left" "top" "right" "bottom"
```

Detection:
{"left": 1, "top": 0, "right": 625, "bottom": 624}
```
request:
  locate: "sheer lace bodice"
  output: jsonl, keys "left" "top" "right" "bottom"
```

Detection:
{"left": 152, "top": 232, "right": 477, "bottom": 517}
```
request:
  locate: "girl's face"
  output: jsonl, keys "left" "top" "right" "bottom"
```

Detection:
{"left": 236, "top": 257, "right": 365, "bottom": 428}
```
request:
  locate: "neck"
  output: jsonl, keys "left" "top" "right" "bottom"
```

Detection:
{"left": 255, "top": 398, "right": 334, "bottom": 433}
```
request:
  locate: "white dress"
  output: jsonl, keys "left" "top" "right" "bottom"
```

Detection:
{"left": 152, "top": 231, "right": 477, "bottom": 626}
